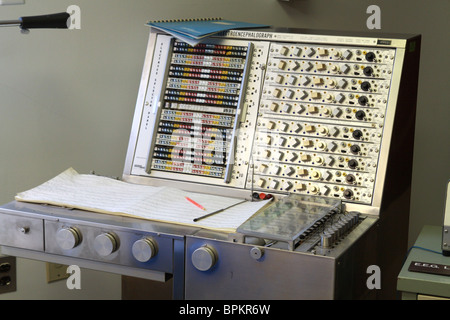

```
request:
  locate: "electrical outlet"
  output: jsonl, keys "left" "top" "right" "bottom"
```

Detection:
{"left": 0, "top": 0, "right": 25, "bottom": 5}
{"left": 0, "top": 256, "right": 16, "bottom": 294}
{"left": 46, "top": 263, "right": 69, "bottom": 283}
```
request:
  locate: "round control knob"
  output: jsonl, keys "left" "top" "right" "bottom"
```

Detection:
{"left": 56, "top": 227, "right": 81, "bottom": 250}
{"left": 320, "top": 233, "right": 332, "bottom": 248}
{"left": 358, "top": 96, "right": 369, "bottom": 106}
{"left": 363, "top": 66, "right": 374, "bottom": 76}
{"left": 350, "top": 144, "right": 361, "bottom": 154}
{"left": 352, "top": 129, "right": 363, "bottom": 140}
{"left": 348, "top": 159, "right": 358, "bottom": 169}
{"left": 361, "top": 81, "right": 371, "bottom": 91}
{"left": 94, "top": 233, "right": 119, "bottom": 257}
{"left": 19, "top": 226, "right": 30, "bottom": 234}
{"left": 346, "top": 174, "right": 356, "bottom": 184}
{"left": 132, "top": 238, "right": 158, "bottom": 262}
{"left": 343, "top": 189, "right": 354, "bottom": 199}
{"left": 191, "top": 246, "right": 217, "bottom": 272}
{"left": 365, "top": 52, "right": 376, "bottom": 62}
{"left": 355, "top": 110, "right": 366, "bottom": 120}
{"left": 250, "top": 247, "right": 265, "bottom": 260}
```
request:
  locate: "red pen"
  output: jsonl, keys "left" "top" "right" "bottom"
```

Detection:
{"left": 185, "top": 196, "right": 206, "bottom": 211}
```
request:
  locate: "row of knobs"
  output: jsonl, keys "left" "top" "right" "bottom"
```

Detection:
{"left": 56, "top": 227, "right": 158, "bottom": 262}
{"left": 319, "top": 212, "right": 360, "bottom": 248}
{"left": 277, "top": 45, "right": 377, "bottom": 63}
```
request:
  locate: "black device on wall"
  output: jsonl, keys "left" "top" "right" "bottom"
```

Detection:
{"left": 0, "top": 12, "right": 69, "bottom": 31}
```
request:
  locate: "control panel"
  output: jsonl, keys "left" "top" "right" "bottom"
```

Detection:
{"left": 124, "top": 28, "right": 414, "bottom": 214}
{"left": 252, "top": 43, "right": 396, "bottom": 205}
{"left": 152, "top": 41, "right": 251, "bottom": 182}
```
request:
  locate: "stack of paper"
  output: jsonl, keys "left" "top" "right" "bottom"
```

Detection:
{"left": 15, "top": 168, "right": 271, "bottom": 232}
{"left": 147, "top": 18, "right": 269, "bottom": 46}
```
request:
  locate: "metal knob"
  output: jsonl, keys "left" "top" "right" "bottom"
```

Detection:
{"left": 191, "top": 246, "right": 217, "bottom": 272}
{"left": 56, "top": 227, "right": 81, "bottom": 250}
{"left": 320, "top": 233, "right": 332, "bottom": 248}
{"left": 250, "top": 247, "right": 264, "bottom": 260}
{"left": 94, "top": 233, "right": 119, "bottom": 257}
{"left": 132, "top": 238, "right": 158, "bottom": 262}
{"left": 19, "top": 227, "right": 30, "bottom": 234}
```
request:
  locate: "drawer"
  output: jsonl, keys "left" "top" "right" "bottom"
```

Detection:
{"left": 0, "top": 213, "right": 44, "bottom": 251}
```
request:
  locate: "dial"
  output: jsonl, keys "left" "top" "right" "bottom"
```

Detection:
{"left": 250, "top": 247, "right": 265, "bottom": 260}
{"left": 191, "top": 246, "right": 217, "bottom": 271}
{"left": 365, "top": 51, "right": 376, "bottom": 62}
{"left": 56, "top": 227, "right": 81, "bottom": 250}
{"left": 132, "top": 238, "right": 158, "bottom": 262}
{"left": 94, "top": 233, "right": 119, "bottom": 257}
{"left": 361, "top": 81, "right": 371, "bottom": 91}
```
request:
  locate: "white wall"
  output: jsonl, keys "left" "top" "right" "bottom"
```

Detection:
{"left": 0, "top": 0, "right": 448, "bottom": 299}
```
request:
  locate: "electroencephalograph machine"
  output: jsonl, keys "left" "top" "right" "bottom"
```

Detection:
{"left": 0, "top": 25, "right": 421, "bottom": 299}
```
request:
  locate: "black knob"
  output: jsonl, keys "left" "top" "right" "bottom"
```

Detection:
{"left": 358, "top": 96, "right": 368, "bottom": 106}
{"left": 348, "top": 159, "right": 358, "bottom": 169}
{"left": 343, "top": 189, "right": 353, "bottom": 199}
{"left": 352, "top": 129, "right": 363, "bottom": 139}
{"left": 355, "top": 110, "right": 366, "bottom": 120}
{"left": 361, "top": 81, "right": 371, "bottom": 91}
{"left": 350, "top": 144, "right": 360, "bottom": 154}
{"left": 365, "top": 52, "right": 376, "bottom": 62}
{"left": 363, "top": 66, "right": 374, "bottom": 76}
{"left": 346, "top": 174, "right": 356, "bottom": 184}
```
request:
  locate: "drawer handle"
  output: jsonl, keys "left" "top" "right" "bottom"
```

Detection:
{"left": 18, "top": 227, "right": 30, "bottom": 234}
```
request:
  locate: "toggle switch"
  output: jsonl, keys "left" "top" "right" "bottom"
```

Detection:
{"left": 257, "top": 178, "right": 266, "bottom": 187}
{"left": 275, "top": 74, "right": 284, "bottom": 84}
{"left": 282, "top": 104, "right": 292, "bottom": 113}
{"left": 304, "top": 62, "right": 314, "bottom": 71}
{"left": 269, "top": 180, "right": 279, "bottom": 189}
{"left": 279, "top": 122, "right": 289, "bottom": 132}
{"left": 273, "top": 88, "right": 282, "bottom": 98}
{"left": 316, "top": 63, "right": 327, "bottom": 71}
{"left": 284, "top": 166, "right": 295, "bottom": 176}
{"left": 305, "top": 48, "right": 315, "bottom": 57}
{"left": 269, "top": 102, "right": 279, "bottom": 112}
{"left": 293, "top": 47, "right": 302, "bottom": 56}
{"left": 279, "top": 46, "right": 289, "bottom": 56}
{"left": 278, "top": 60, "right": 287, "bottom": 70}
{"left": 282, "top": 181, "right": 293, "bottom": 190}
{"left": 318, "top": 48, "right": 328, "bottom": 56}
{"left": 271, "top": 165, "right": 281, "bottom": 175}
{"left": 290, "top": 61, "right": 300, "bottom": 71}
{"left": 311, "top": 92, "right": 321, "bottom": 99}
{"left": 285, "top": 89, "right": 295, "bottom": 99}
{"left": 288, "top": 75, "right": 297, "bottom": 85}
{"left": 259, "top": 164, "right": 268, "bottom": 173}
{"left": 291, "top": 138, "right": 301, "bottom": 147}
{"left": 277, "top": 137, "right": 287, "bottom": 147}
{"left": 300, "top": 77, "right": 311, "bottom": 86}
